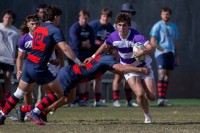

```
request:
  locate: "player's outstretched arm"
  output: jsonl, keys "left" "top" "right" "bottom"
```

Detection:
{"left": 112, "top": 64, "right": 150, "bottom": 75}
{"left": 84, "top": 43, "right": 108, "bottom": 63}
{"left": 58, "top": 41, "right": 84, "bottom": 66}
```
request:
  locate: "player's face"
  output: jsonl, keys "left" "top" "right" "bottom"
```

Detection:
{"left": 2, "top": 14, "right": 13, "bottom": 27}
{"left": 116, "top": 22, "right": 129, "bottom": 35}
{"left": 100, "top": 14, "right": 111, "bottom": 25}
{"left": 79, "top": 15, "right": 89, "bottom": 27}
{"left": 27, "top": 20, "right": 39, "bottom": 33}
{"left": 161, "top": 11, "right": 170, "bottom": 22}
{"left": 37, "top": 8, "right": 45, "bottom": 19}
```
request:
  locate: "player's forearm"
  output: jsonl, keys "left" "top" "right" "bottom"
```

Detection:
{"left": 16, "top": 58, "right": 23, "bottom": 72}
{"left": 64, "top": 46, "right": 81, "bottom": 64}
{"left": 120, "top": 65, "right": 142, "bottom": 73}
{"left": 58, "top": 42, "right": 81, "bottom": 64}
{"left": 113, "top": 64, "right": 141, "bottom": 74}
{"left": 91, "top": 43, "right": 107, "bottom": 59}
{"left": 142, "top": 44, "right": 155, "bottom": 55}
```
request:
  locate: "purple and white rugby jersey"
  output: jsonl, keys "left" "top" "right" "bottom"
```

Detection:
{"left": 105, "top": 29, "right": 152, "bottom": 67}
{"left": 18, "top": 32, "right": 32, "bottom": 53}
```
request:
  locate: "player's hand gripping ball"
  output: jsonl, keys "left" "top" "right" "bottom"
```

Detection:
{"left": 133, "top": 43, "right": 146, "bottom": 62}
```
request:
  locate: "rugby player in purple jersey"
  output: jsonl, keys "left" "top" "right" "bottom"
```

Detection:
{"left": 85, "top": 12, "right": 156, "bottom": 123}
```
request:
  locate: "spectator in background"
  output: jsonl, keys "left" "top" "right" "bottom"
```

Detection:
{"left": 68, "top": 9, "right": 95, "bottom": 106}
{"left": 89, "top": 8, "right": 115, "bottom": 107}
{"left": 112, "top": 3, "right": 138, "bottom": 107}
{"left": 36, "top": 4, "right": 47, "bottom": 23}
{"left": 0, "top": 9, "right": 20, "bottom": 103}
{"left": 0, "top": 9, "right": 20, "bottom": 121}
{"left": 149, "top": 7, "right": 179, "bottom": 106}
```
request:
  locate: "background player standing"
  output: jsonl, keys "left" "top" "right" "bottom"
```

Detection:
{"left": 149, "top": 7, "right": 179, "bottom": 106}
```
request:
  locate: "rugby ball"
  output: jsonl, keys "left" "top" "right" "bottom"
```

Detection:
{"left": 133, "top": 43, "right": 146, "bottom": 62}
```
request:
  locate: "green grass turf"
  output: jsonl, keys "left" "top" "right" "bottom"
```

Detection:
{"left": 0, "top": 99, "right": 200, "bottom": 133}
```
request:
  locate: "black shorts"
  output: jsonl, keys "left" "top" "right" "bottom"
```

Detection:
{"left": 156, "top": 52, "right": 175, "bottom": 70}
{"left": 0, "top": 62, "right": 14, "bottom": 72}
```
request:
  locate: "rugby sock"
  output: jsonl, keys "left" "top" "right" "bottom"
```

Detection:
{"left": 157, "top": 80, "right": 168, "bottom": 99}
{"left": 35, "top": 93, "right": 58, "bottom": 115}
{"left": 125, "top": 88, "right": 132, "bottom": 103}
{"left": 94, "top": 93, "right": 101, "bottom": 102}
{"left": 21, "top": 104, "right": 35, "bottom": 113}
{"left": 83, "top": 91, "right": 89, "bottom": 101}
{"left": 113, "top": 90, "right": 120, "bottom": 100}
{"left": 2, "top": 95, "right": 19, "bottom": 115}
{"left": 162, "top": 81, "right": 169, "bottom": 99}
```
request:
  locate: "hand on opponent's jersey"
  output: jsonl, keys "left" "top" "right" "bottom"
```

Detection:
{"left": 84, "top": 57, "right": 93, "bottom": 64}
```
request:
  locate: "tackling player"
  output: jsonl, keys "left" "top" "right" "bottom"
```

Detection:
{"left": 17, "top": 46, "right": 150, "bottom": 122}
{"left": 0, "top": 5, "right": 83, "bottom": 125}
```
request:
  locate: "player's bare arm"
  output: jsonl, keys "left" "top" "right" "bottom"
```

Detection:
{"left": 58, "top": 41, "right": 85, "bottom": 66}
{"left": 111, "top": 64, "right": 150, "bottom": 75}
{"left": 55, "top": 45, "right": 64, "bottom": 67}
{"left": 84, "top": 43, "right": 109, "bottom": 63}
{"left": 134, "top": 42, "right": 155, "bottom": 58}
{"left": 16, "top": 51, "right": 25, "bottom": 80}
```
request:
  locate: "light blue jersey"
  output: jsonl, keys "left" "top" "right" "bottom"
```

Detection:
{"left": 149, "top": 20, "right": 179, "bottom": 57}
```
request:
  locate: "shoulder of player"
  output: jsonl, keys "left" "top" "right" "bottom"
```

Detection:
{"left": 70, "top": 22, "right": 80, "bottom": 29}
{"left": 151, "top": 21, "right": 162, "bottom": 29}
{"left": 69, "top": 22, "right": 81, "bottom": 32}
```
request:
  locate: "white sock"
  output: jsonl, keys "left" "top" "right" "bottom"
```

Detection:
{"left": 0, "top": 110, "right": 5, "bottom": 116}
{"left": 33, "top": 108, "right": 41, "bottom": 115}
{"left": 144, "top": 113, "right": 152, "bottom": 118}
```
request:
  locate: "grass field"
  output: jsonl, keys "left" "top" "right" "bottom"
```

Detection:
{"left": 0, "top": 99, "right": 200, "bottom": 133}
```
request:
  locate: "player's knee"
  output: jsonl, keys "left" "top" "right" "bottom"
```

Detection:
{"left": 14, "top": 88, "right": 27, "bottom": 99}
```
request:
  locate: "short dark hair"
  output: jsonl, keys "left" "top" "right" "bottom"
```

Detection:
{"left": 79, "top": 9, "right": 90, "bottom": 18}
{"left": 161, "top": 7, "right": 172, "bottom": 15}
{"left": 43, "top": 5, "right": 62, "bottom": 22}
{"left": 37, "top": 4, "right": 47, "bottom": 12}
{"left": 101, "top": 8, "right": 113, "bottom": 18}
{"left": 1, "top": 9, "right": 16, "bottom": 24}
{"left": 115, "top": 12, "right": 131, "bottom": 26}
